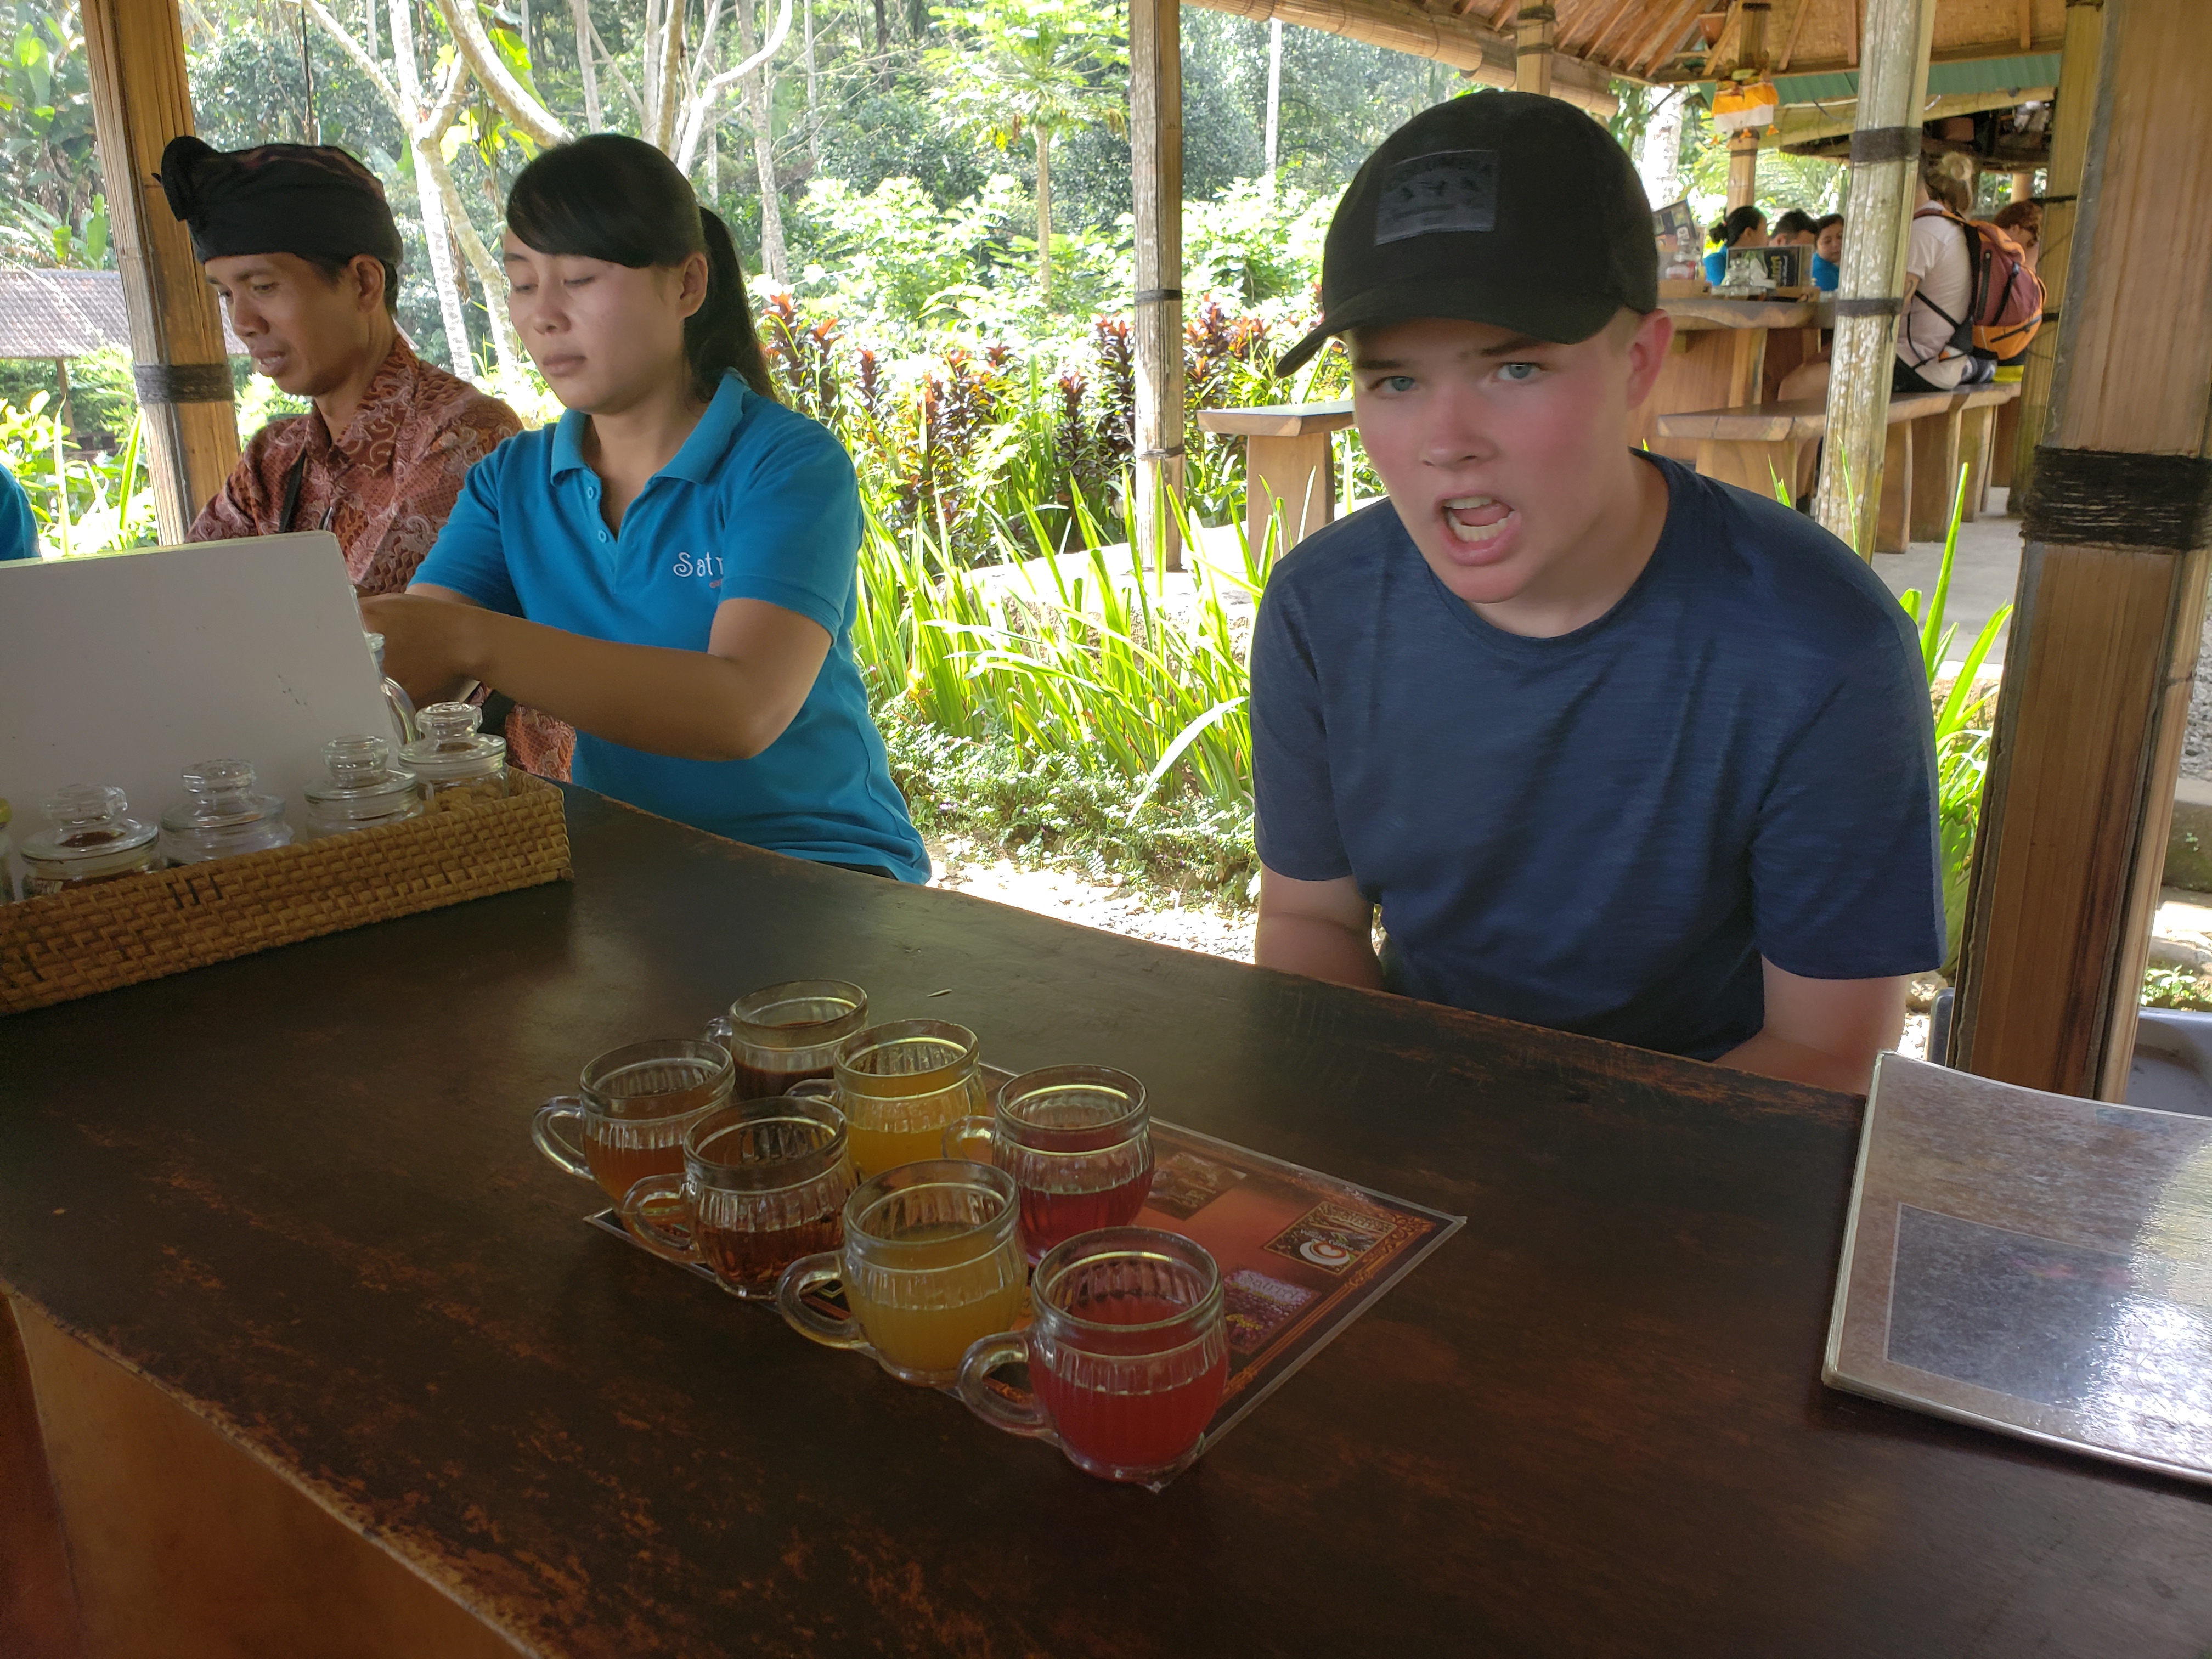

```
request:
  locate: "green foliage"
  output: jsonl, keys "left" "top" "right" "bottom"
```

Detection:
{"left": 795, "top": 173, "right": 1035, "bottom": 330}
{"left": 1897, "top": 464, "right": 2012, "bottom": 974}
{"left": 0, "top": 2, "right": 101, "bottom": 232}
{"left": 0, "top": 391, "right": 155, "bottom": 557}
{"left": 926, "top": 0, "right": 1126, "bottom": 158}
{"left": 1181, "top": 180, "right": 1329, "bottom": 308}
{"left": 2141, "top": 966, "right": 2212, "bottom": 1013}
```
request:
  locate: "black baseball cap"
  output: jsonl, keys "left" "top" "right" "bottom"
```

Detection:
{"left": 1277, "top": 91, "right": 1657, "bottom": 375}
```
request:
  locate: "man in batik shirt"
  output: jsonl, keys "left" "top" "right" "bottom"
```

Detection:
{"left": 162, "top": 135, "right": 571, "bottom": 779}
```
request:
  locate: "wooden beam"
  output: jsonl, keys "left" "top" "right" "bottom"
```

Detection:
{"left": 2010, "top": 0, "right": 2104, "bottom": 508}
{"left": 1586, "top": 0, "right": 1652, "bottom": 61}
{"left": 1517, "top": 1, "right": 1555, "bottom": 92}
{"left": 2018, "top": 0, "right": 2031, "bottom": 48}
{"left": 1848, "top": 0, "right": 1859, "bottom": 64}
{"left": 80, "top": 0, "right": 239, "bottom": 543}
{"left": 1629, "top": 0, "right": 1705, "bottom": 73}
{"left": 1810, "top": 0, "right": 1935, "bottom": 556}
{"left": 1952, "top": 0, "right": 2212, "bottom": 1098}
{"left": 1778, "top": 0, "right": 1813, "bottom": 66}
{"left": 1188, "top": 0, "right": 1620, "bottom": 110}
{"left": 1726, "top": 133, "right": 1761, "bottom": 206}
{"left": 1130, "top": 0, "right": 1184, "bottom": 573}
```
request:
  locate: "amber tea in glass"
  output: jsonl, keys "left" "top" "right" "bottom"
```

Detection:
{"left": 531, "top": 1039, "right": 735, "bottom": 1201}
{"left": 620, "top": 1096, "right": 856, "bottom": 1299}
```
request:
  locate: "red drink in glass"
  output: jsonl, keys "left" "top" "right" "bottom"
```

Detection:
{"left": 1019, "top": 1169, "right": 1155, "bottom": 1257}
{"left": 1032, "top": 1292, "right": 1227, "bottom": 1472}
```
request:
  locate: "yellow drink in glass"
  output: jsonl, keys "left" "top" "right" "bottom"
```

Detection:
{"left": 845, "top": 1118, "right": 966, "bottom": 1182}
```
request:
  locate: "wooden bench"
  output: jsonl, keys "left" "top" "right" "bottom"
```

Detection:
{"left": 1656, "top": 379, "right": 2023, "bottom": 552}
{"left": 1195, "top": 399, "right": 1355, "bottom": 556}
{"left": 1655, "top": 391, "right": 1954, "bottom": 551}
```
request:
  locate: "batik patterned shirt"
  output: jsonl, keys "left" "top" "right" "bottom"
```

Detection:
{"left": 189, "top": 336, "right": 521, "bottom": 594}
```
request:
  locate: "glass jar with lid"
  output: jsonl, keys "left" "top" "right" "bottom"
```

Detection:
{"left": 159, "top": 759, "right": 295, "bottom": 865}
{"left": 21, "top": 785, "right": 162, "bottom": 896}
{"left": 303, "top": 735, "right": 425, "bottom": 838}
{"left": 399, "top": 701, "right": 511, "bottom": 808}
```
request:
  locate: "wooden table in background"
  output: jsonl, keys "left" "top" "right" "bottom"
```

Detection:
{"left": 1639, "top": 295, "right": 1831, "bottom": 462}
{"left": 4, "top": 787, "right": 2209, "bottom": 1658}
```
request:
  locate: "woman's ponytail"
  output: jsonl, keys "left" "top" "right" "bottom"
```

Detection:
{"left": 692, "top": 208, "right": 777, "bottom": 404}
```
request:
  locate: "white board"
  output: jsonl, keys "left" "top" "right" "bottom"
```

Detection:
{"left": 0, "top": 534, "right": 394, "bottom": 847}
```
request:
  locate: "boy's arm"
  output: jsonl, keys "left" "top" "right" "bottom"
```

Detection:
{"left": 1715, "top": 959, "right": 1906, "bottom": 1095}
{"left": 1255, "top": 865, "right": 1384, "bottom": 991}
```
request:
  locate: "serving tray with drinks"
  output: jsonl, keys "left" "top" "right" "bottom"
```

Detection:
{"left": 533, "top": 980, "right": 1464, "bottom": 1489}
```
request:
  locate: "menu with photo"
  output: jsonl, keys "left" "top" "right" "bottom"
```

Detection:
{"left": 588, "top": 1104, "right": 1464, "bottom": 1480}
{"left": 1825, "top": 1053, "right": 2212, "bottom": 1486}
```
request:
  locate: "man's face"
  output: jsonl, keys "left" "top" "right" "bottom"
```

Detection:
{"left": 205, "top": 252, "right": 379, "bottom": 397}
{"left": 1349, "top": 311, "right": 1672, "bottom": 611}
{"left": 503, "top": 234, "right": 706, "bottom": 414}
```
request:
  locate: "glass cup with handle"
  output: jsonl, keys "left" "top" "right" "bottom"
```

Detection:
{"left": 704, "top": 978, "right": 868, "bottom": 1099}
{"left": 944, "top": 1065, "right": 1153, "bottom": 1263}
{"left": 786, "top": 1020, "right": 988, "bottom": 1182}
{"left": 531, "top": 1038, "right": 735, "bottom": 1203}
{"left": 618, "top": 1096, "right": 856, "bottom": 1299}
{"left": 775, "top": 1159, "right": 1028, "bottom": 1387}
{"left": 958, "top": 1227, "right": 1228, "bottom": 1485}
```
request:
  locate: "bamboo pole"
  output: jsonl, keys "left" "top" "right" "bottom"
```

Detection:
{"left": 1950, "top": 0, "right": 2212, "bottom": 1099}
{"left": 1726, "top": 134, "right": 1760, "bottom": 208}
{"left": 1130, "top": 0, "right": 1183, "bottom": 574}
{"left": 1810, "top": 0, "right": 1936, "bottom": 557}
{"left": 80, "top": 0, "right": 240, "bottom": 543}
{"left": 1515, "top": 3, "right": 1554, "bottom": 95}
{"left": 2008, "top": 0, "right": 2106, "bottom": 511}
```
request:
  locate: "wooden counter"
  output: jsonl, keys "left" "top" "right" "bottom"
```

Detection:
{"left": 4, "top": 786, "right": 2208, "bottom": 1656}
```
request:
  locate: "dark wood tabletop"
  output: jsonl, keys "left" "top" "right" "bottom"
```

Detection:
{"left": 4, "top": 787, "right": 2209, "bottom": 1658}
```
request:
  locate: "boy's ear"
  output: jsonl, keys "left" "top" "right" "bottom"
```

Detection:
{"left": 1621, "top": 308, "right": 1674, "bottom": 410}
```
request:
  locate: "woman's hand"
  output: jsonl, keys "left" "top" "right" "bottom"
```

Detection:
{"left": 359, "top": 591, "right": 487, "bottom": 706}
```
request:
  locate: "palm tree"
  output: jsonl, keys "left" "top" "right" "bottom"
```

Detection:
{"left": 926, "top": 0, "right": 1126, "bottom": 299}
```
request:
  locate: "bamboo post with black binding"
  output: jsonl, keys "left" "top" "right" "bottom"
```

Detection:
{"left": 2008, "top": 0, "right": 2106, "bottom": 512}
{"left": 1950, "top": 0, "right": 2212, "bottom": 1100}
{"left": 81, "top": 0, "right": 239, "bottom": 544}
{"left": 1812, "top": 0, "right": 1935, "bottom": 557}
{"left": 1515, "top": 4, "right": 1554, "bottom": 95}
{"left": 1130, "top": 0, "right": 1184, "bottom": 574}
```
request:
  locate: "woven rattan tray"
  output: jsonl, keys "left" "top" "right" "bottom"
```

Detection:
{"left": 1, "top": 772, "right": 571, "bottom": 1014}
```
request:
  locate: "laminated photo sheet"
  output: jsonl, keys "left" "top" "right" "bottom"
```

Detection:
{"left": 1825, "top": 1052, "right": 2212, "bottom": 1486}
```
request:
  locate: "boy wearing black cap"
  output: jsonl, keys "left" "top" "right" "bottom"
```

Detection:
{"left": 1250, "top": 93, "right": 1943, "bottom": 1094}
{"left": 162, "top": 137, "right": 522, "bottom": 599}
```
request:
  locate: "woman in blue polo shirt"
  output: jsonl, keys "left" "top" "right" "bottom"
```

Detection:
{"left": 364, "top": 134, "right": 926, "bottom": 881}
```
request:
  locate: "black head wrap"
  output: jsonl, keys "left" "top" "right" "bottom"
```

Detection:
{"left": 158, "top": 136, "right": 405, "bottom": 269}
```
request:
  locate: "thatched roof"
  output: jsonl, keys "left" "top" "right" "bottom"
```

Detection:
{"left": 0, "top": 267, "right": 245, "bottom": 360}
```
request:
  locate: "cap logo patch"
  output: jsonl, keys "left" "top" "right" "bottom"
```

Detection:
{"left": 1374, "top": 150, "right": 1497, "bottom": 245}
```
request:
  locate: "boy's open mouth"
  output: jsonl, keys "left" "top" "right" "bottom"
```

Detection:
{"left": 1443, "top": 495, "right": 1516, "bottom": 546}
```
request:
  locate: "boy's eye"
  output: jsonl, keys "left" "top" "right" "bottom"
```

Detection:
{"left": 1370, "top": 375, "right": 1417, "bottom": 394}
{"left": 1497, "top": 362, "right": 1541, "bottom": 383}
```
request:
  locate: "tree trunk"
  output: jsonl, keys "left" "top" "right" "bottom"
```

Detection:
{"left": 391, "top": 0, "right": 471, "bottom": 371}
{"left": 803, "top": 0, "right": 820, "bottom": 168}
{"left": 1034, "top": 126, "right": 1052, "bottom": 297}
{"left": 1263, "top": 18, "right": 1280, "bottom": 183}
{"left": 871, "top": 0, "right": 890, "bottom": 89}
{"left": 737, "top": 0, "right": 787, "bottom": 282}
{"left": 568, "top": 0, "right": 601, "bottom": 128}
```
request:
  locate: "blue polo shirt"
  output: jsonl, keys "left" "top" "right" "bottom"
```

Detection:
{"left": 414, "top": 372, "right": 928, "bottom": 881}
{"left": 0, "top": 462, "right": 37, "bottom": 561}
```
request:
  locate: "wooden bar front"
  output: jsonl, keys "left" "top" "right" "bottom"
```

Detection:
{"left": 3, "top": 788, "right": 2209, "bottom": 1656}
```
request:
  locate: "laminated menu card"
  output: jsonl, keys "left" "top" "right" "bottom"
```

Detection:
{"left": 1824, "top": 1053, "right": 2212, "bottom": 1486}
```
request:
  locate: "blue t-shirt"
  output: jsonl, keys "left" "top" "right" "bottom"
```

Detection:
{"left": 1812, "top": 252, "right": 1841, "bottom": 292}
{"left": 1702, "top": 248, "right": 1729, "bottom": 286}
{"left": 1250, "top": 453, "right": 1944, "bottom": 1061}
{"left": 414, "top": 372, "right": 928, "bottom": 881}
{"left": 0, "top": 463, "right": 37, "bottom": 562}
